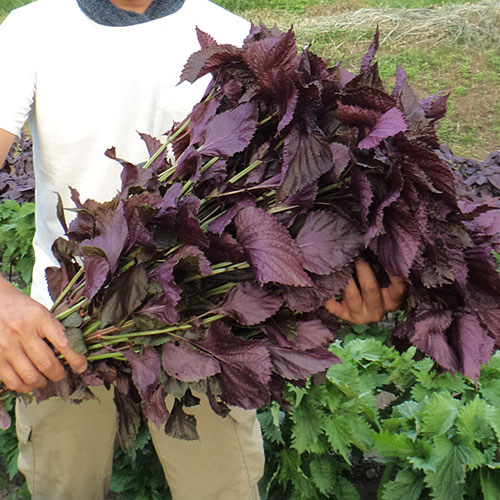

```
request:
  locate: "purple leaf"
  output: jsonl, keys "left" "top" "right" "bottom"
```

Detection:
{"left": 81, "top": 201, "right": 128, "bottom": 273}
{"left": 278, "top": 126, "right": 334, "bottom": 201}
{"left": 394, "top": 309, "right": 459, "bottom": 372}
{"left": 0, "top": 402, "right": 11, "bottom": 430}
{"left": 81, "top": 255, "right": 110, "bottom": 300}
{"left": 330, "top": 142, "right": 351, "bottom": 180}
{"left": 296, "top": 211, "right": 363, "bottom": 275}
{"left": 200, "top": 102, "right": 258, "bottom": 157}
{"left": 114, "top": 390, "right": 141, "bottom": 452}
{"left": 267, "top": 345, "right": 339, "bottom": 380}
{"left": 350, "top": 166, "right": 374, "bottom": 220}
{"left": 142, "top": 386, "right": 169, "bottom": 429}
{"left": 296, "top": 320, "right": 335, "bottom": 349}
{"left": 283, "top": 268, "right": 351, "bottom": 312}
{"left": 206, "top": 232, "right": 245, "bottom": 264}
{"left": 361, "top": 27, "right": 379, "bottom": 72}
{"left": 451, "top": 314, "right": 495, "bottom": 380}
{"left": 100, "top": 265, "right": 149, "bottom": 327}
{"left": 122, "top": 346, "right": 161, "bottom": 400}
{"left": 217, "top": 282, "right": 284, "bottom": 325}
{"left": 180, "top": 44, "right": 242, "bottom": 84}
{"left": 375, "top": 202, "right": 422, "bottom": 278}
{"left": 208, "top": 195, "right": 255, "bottom": 236}
{"left": 173, "top": 146, "right": 201, "bottom": 181}
{"left": 189, "top": 98, "right": 220, "bottom": 145}
{"left": 176, "top": 197, "right": 209, "bottom": 248}
{"left": 140, "top": 292, "right": 180, "bottom": 325}
{"left": 193, "top": 321, "right": 272, "bottom": 409}
{"left": 162, "top": 341, "right": 221, "bottom": 382}
{"left": 358, "top": 107, "right": 407, "bottom": 149}
{"left": 235, "top": 206, "right": 313, "bottom": 287}
{"left": 392, "top": 66, "right": 408, "bottom": 97}
{"left": 138, "top": 132, "right": 167, "bottom": 172}
{"left": 164, "top": 399, "right": 199, "bottom": 441}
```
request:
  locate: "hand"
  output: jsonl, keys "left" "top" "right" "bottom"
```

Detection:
{"left": 325, "top": 258, "right": 406, "bottom": 325}
{"left": 0, "top": 278, "right": 87, "bottom": 393}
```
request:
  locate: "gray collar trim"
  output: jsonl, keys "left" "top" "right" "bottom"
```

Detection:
{"left": 76, "top": 0, "right": 185, "bottom": 27}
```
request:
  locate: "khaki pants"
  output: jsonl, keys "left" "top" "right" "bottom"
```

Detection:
{"left": 16, "top": 386, "right": 264, "bottom": 500}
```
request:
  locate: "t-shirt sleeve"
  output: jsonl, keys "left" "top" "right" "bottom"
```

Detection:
{"left": 0, "top": 10, "right": 36, "bottom": 137}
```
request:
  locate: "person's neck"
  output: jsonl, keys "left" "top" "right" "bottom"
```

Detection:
{"left": 108, "top": 0, "right": 155, "bottom": 14}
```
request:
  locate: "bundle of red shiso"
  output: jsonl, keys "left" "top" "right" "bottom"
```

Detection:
{"left": 2, "top": 24, "right": 500, "bottom": 442}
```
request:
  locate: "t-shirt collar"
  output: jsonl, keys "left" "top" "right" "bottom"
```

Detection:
{"left": 76, "top": 0, "right": 185, "bottom": 26}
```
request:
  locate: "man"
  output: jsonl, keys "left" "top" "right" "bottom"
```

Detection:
{"left": 0, "top": 0, "right": 406, "bottom": 498}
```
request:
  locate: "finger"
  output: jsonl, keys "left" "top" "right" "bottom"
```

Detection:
{"left": 43, "top": 323, "right": 87, "bottom": 374}
{"left": 354, "top": 259, "right": 384, "bottom": 314}
{"left": 0, "top": 362, "right": 31, "bottom": 393}
{"left": 19, "top": 334, "right": 66, "bottom": 382}
{"left": 382, "top": 274, "right": 407, "bottom": 311}
{"left": 325, "top": 298, "right": 353, "bottom": 322}
{"left": 6, "top": 346, "right": 47, "bottom": 390}
{"left": 342, "top": 277, "right": 364, "bottom": 316}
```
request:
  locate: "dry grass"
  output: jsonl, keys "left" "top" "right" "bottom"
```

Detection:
{"left": 245, "top": 0, "right": 500, "bottom": 48}
{"left": 304, "top": 0, "right": 500, "bottom": 47}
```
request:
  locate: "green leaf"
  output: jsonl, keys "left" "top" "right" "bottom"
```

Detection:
{"left": 392, "top": 401, "right": 421, "bottom": 420}
{"left": 382, "top": 469, "right": 425, "bottom": 500}
{"left": 373, "top": 430, "right": 417, "bottom": 460}
{"left": 326, "top": 362, "right": 359, "bottom": 398}
{"left": 456, "top": 396, "right": 492, "bottom": 445}
{"left": 484, "top": 405, "right": 500, "bottom": 442}
{"left": 291, "top": 394, "right": 323, "bottom": 453}
{"left": 480, "top": 377, "right": 500, "bottom": 407}
{"left": 324, "top": 414, "right": 355, "bottom": 464}
{"left": 333, "top": 476, "right": 361, "bottom": 500}
{"left": 424, "top": 436, "right": 467, "bottom": 500}
{"left": 309, "top": 456, "right": 336, "bottom": 495}
{"left": 480, "top": 469, "right": 500, "bottom": 500}
{"left": 258, "top": 407, "right": 284, "bottom": 445}
{"left": 278, "top": 448, "right": 303, "bottom": 487}
{"left": 421, "top": 392, "right": 460, "bottom": 436}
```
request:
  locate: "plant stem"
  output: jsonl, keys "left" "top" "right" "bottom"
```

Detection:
{"left": 55, "top": 298, "right": 88, "bottom": 322}
{"left": 228, "top": 159, "right": 263, "bottom": 185}
{"left": 51, "top": 268, "right": 84, "bottom": 312}
{"left": 182, "top": 262, "right": 249, "bottom": 283}
{"left": 142, "top": 118, "right": 191, "bottom": 171}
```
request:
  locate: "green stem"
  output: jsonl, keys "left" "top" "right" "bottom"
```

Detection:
{"left": 100, "top": 324, "right": 192, "bottom": 342}
{"left": 158, "top": 164, "right": 177, "bottom": 183}
{"left": 83, "top": 320, "right": 102, "bottom": 337}
{"left": 267, "top": 205, "right": 299, "bottom": 214}
{"left": 200, "top": 313, "right": 226, "bottom": 325}
{"left": 182, "top": 262, "right": 249, "bottom": 283}
{"left": 142, "top": 118, "right": 191, "bottom": 171}
{"left": 55, "top": 298, "right": 88, "bottom": 322}
{"left": 227, "top": 159, "right": 263, "bottom": 185}
{"left": 87, "top": 352, "right": 127, "bottom": 362}
{"left": 51, "top": 268, "right": 84, "bottom": 312}
{"left": 205, "top": 282, "right": 237, "bottom": 298}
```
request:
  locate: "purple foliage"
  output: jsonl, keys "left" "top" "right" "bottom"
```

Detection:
{"left": 20, "top": 24, "right": 500, "bottom": 445}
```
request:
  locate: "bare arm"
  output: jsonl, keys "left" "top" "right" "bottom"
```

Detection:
{"left": 0, "top": 129, "right": 87, "bottom": 393}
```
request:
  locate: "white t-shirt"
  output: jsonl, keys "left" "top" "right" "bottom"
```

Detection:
{"left": 0, "top": 0, "right": 250, "bottom": 307}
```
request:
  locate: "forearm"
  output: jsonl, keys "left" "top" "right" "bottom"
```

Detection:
{"left": 0, "top": 128, "right": 15, "bottom": 167}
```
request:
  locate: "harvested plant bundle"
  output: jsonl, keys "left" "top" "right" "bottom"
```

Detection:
{"left": 1, "top": 25, "right": 500, "bottom": 443}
